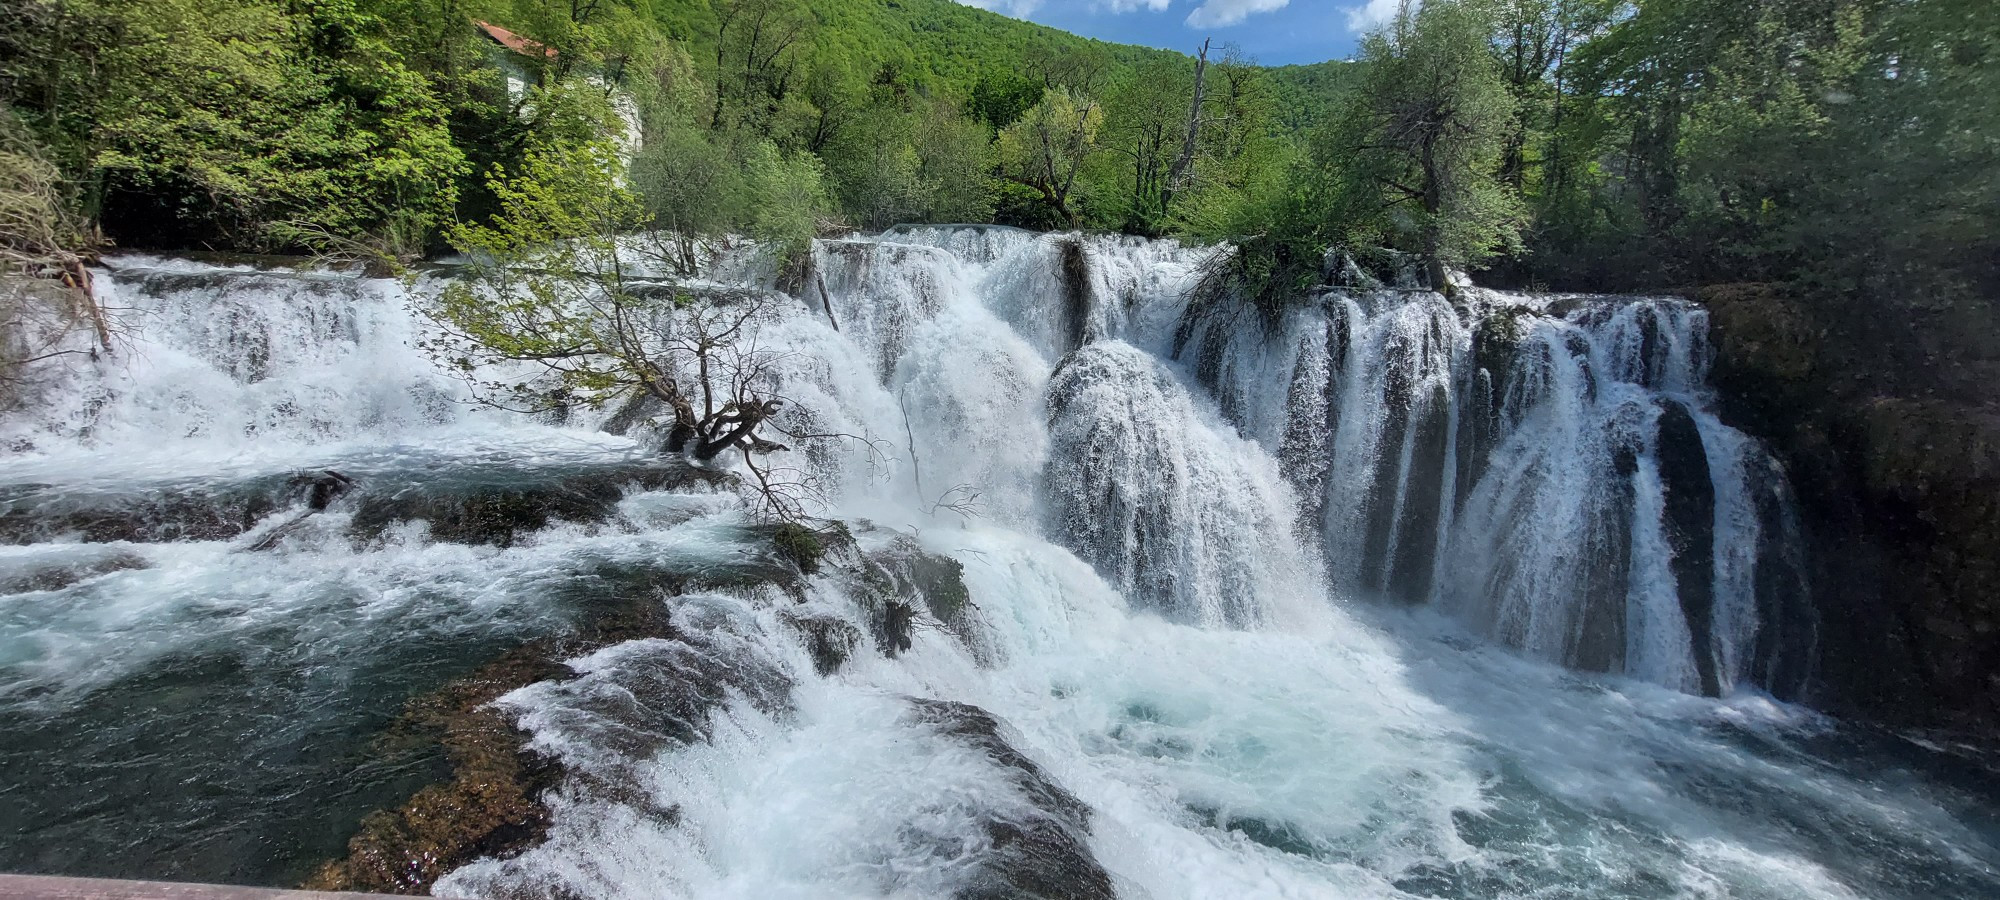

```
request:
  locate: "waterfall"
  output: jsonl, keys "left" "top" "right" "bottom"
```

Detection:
{"left": 1042, "top": 341, "right": 1315, "bottom": 628}
{"left": 1179, "top": 286, "right": 1816, "bottom": 698}
{"left": 2, "top": 232, "right": 1987, "bottom": 900}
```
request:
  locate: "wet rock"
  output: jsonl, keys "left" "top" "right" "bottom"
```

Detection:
{"left": 1571, "top": 440, "right": 1637, "bottom": 675}
{"left": 783, "top": 611, "right": 863, "bottom": 675}
{"left": 349, "top": 461, "right": 731, "bottom": 547}
{"left": 845, "top": 533, "right": 983, "bottom": 662}
{"left": 1278, "top": 299, "right": 1350, "bottom": 537}
{"left": 1059, "top": 236, "right": 1094, "bottom": 355}
{"left": 1456, "top": 308, "right": 1524, "bottom": 510}
{"left": 0, "top": 476, "right": 293, "bottom": 544}
{"left": 304, "top": 580, "right": 785, "bottom": 895}
{"left": 0, "top": 460, "right": 732, "bottom": 548}
{"left": 1355, "top": 307, "right": 1456, "bottom": 603}
{"left": 903, "top": 699, "right": 1116, "bottom": 900}
{"left": 1656, "top": 399, "right": 1721, "bottom": 697}
{"left": 1703, "top": 281, "right": 2000, "bottom": 732}
{"left": 1384, "top": 382, "right": 1452, "bottom": 603}
{"left": 1749, "top": 456, "right": 1818, "bottom": 697}
{"left": 1044, "top": 342, "right": 1290, "bottom": 626}
{"left": 0, "top": 548, "right": 148, "bottom": 594}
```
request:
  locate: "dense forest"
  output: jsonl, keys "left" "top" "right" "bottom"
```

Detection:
{"left": 0, "top": 0, "right": 1995, "bottom": 327}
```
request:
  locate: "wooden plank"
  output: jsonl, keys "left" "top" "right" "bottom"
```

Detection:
{"left": 0, "top": 874, "right": 409, "bottom": 900}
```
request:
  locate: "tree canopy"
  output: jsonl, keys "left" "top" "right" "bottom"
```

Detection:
{"left": 0, "top": 0, "right": 1986, "bottom": 330}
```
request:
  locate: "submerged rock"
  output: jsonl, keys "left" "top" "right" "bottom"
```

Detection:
{"left": 0, "top": 476, "right": 294, "bottom": 544}
{"left": 904, "top": 699, "right": 1116, "bottom": 900}
{"left": 0, "top": 459, "right": 731, "bottom": 548}
{"left": 303, "top": 575, "right": 783, "bottom": 896}
{"left": 0, "top": 547, "right": 148, "bottom": 594}
{"left": 839, "top": 531, "right": 984, "bottom": 663}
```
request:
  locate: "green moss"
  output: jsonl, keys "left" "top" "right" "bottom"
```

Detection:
{"left": 302, "top": 592, "right": 684, "bottom": 895}
{"left": 771, "top": 521, "right": 852, "bottom": 575}
{"left": 907, "top": 553, "right": 972, "bottom": 627}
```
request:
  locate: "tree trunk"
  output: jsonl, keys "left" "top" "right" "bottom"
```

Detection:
{"left": 1419, "top": 133, "right": 1449, "bottom": 295}
{"left": 694, "top": 401, "right": 777, "bottom": 460}
{"left": 1163, "top": 38, "right": 1211, "bottom": 214}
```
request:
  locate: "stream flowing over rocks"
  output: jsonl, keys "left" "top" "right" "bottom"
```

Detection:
{"left": 0, "top": 233, "right": 1996, "bottom": 899}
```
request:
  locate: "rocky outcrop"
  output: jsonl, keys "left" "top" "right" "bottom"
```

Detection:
{"left": 903, "top": 699, "right": 1116, "bottom": 900}
{"left": 301, "top": 593, "right": 679, "bottom": 894}
{"left": 1702, "top": 283, "right": 2000, "bottom": 734}
{"left": 304, "top": 523, "right": 991, "bottom": 894}
{"left": 0, "top": 460, "right": 732, "bottom": 548}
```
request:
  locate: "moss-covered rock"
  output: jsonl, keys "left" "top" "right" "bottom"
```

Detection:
{"left": 349, "top": 461, "right": 733, "bottom": 547}
{"left": 852, "top": 534, "right": 982, "bottom": 661}
{"left": 0, "top": 460, "right": 733, "bottom": 548}
{"left": 1700, "top": 281, "right": 2000, "bottom": 734}
{"left": 783, "top": 611, "right": 864, "bottom": 676}
{"left": 770, "top": 522, "right": 830, "bottom": 575}
{"left": 302, "top": 592, "right": 688, "bottom": 895}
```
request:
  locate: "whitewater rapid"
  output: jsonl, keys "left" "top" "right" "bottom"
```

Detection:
{"left": 0, "top": 232, "right": 1994, "bottom": 898}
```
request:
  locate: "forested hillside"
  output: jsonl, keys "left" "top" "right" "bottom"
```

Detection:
{"left": 1, "top": 0, "right": 1994, "bottom": 331}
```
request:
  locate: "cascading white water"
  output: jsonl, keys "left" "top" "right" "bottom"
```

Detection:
{"left": 1179, "top": 284, "right": 1816, "bottom": 698}
{"left": 0, "top": 234, "right": 1992, "bottom": 900}
{"left": 1042, "top": 341, "right": 1317, "bottom": 628}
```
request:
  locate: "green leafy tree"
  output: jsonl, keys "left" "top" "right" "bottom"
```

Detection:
{"left": 1100, "top": 55, "right": 1194, "bottom": 234}
{"left": 1171, "top": 47, "right": 1292, "bottom": 242}
{"left": 1328, "top": 0, "right": 1525, "bottom": 291}
{"left": 741, "top": 138, "right": 833, "bottom": 264}
{"left": 997, "top": 86, "right": 1102, "bottom": 228}
{"left": 707, "top": 0, "right": 814, "bottom": 132}
{"left": 426, "top": 137, "right": 822, "bottom": 518}
{"left": 827, "top": 96, "right": 992, "bottom": 229}
{"left": 0, "top": 0, "right": 465, "bottom": 256}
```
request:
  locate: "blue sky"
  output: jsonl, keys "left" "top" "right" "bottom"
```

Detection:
{"left": 952, "top": 0, "right": 1405, "bottom": 66}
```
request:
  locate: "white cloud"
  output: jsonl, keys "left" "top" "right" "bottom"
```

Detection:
{"left": 1185, "top": 0, "right": 1289, "bottom": 28}
{"left": 953, "top": 0, "right": 1046, "bottom": 17}
{"left": 1343, "top": 0, "right": 1409, "bottom": 32}
{"left": 1101, "top": 0, "right": 1173, "bottom": 11}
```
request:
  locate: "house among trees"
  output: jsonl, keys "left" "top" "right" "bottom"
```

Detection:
{"left": 476, "top": 21, "right": 554, "bottom": 102}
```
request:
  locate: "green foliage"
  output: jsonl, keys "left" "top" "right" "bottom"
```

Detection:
{"left": 970, "top": 72, "right": 1043, "bottom": 129}
{"left": 0, "top": 109, "right": 89, "bottom": 274}
{"left": 1097, "top": 55, "right": 1193, "bottom": 234}
{"left": 997, "top": 86, "right": 1103, "bottom": 228}
{"left": 771, "top": 521, "right": 828, "bottom": 574}
{"left": 0, "top": 0, "right": 1323, "bottom": 259}
{"left": 1505, "top": 0, "right": 1997, "bottom": 313}
{"left": 827, "top": 96, "right": 992, "bottom": 229}
{"left": 430, "top": 137, "right": 648, "bottom": 407}
{"left": 1, "top": 0, "right": 465, "bottom": 255}
{"left": 1171, "top": 50, "right": 1294, "bottom": 242}
{"left": 10, "top": 0, "right": 1985, "bottom": 362}
{"left": 1324, "top": 0, "right": 1525, "bottom": 288}
{"left": 0, "top": 106, "right": 102, "bottom": 399}
{"left": 742, "top": 139, "right": 833, "bottom": 263}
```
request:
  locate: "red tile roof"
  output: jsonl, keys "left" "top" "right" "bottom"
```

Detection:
{"left": 476, "top": 21, "right": 557, "bottom": 59}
